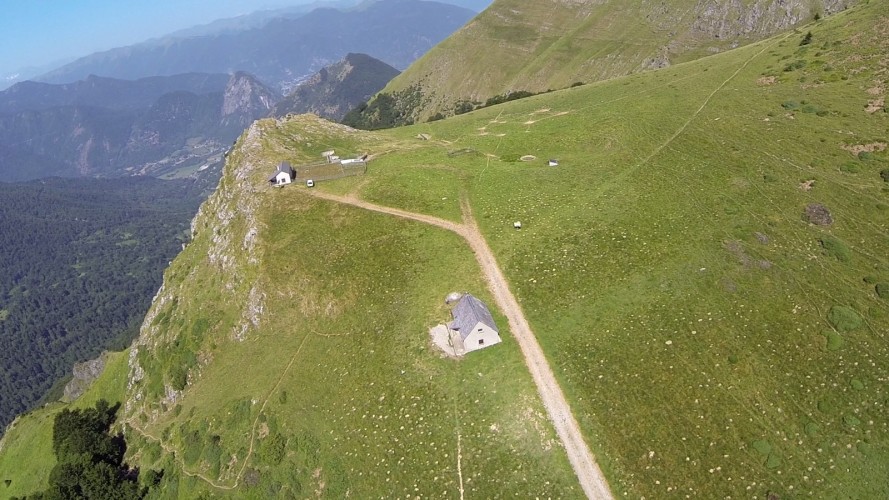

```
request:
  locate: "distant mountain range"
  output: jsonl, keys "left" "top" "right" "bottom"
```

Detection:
{"left": 36, "top": 0, "right": 476, "bottom": 92}
{"left": 271, "top": 53, "right": 399, "bottom": 121}
{"left": 0, "top": 73, "right": 231, "bottom": 114}
{"left": 0, "top": 72, "right": 276, "bottom": 181}
{"left": 0, "top": 0, "right": 476, "bottom": 182}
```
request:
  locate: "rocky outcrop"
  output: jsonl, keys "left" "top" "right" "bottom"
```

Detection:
{"left": 691, "top": 0, "right": 855, "bottom": 39}
{"left": 222, "top": 72, "right": 278, "bottom": 118}
{"left": 126, "top": 119, "right": 270, "bottom": 418}
{"left": 62, "top": 352, "right": 108, "bottom": 402}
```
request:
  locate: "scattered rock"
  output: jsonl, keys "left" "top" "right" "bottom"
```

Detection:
{"left": 841, "top": 142, "right": 886, "bottom": 155}
{"left": 865, "top": 96, "right": 884, "bottom": 114}
{"left": 754, "top": 232, "right": 770, "bottom": 244}
{"left": 757, "top": 76, "right": 778, "bottom": 85}
{"left": 804, "top": 203, "right": 833, "bottom": 225}
{"left": 799, "top": 179, "right": 815, "bottom": 191}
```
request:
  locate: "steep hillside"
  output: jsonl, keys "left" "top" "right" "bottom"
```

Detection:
{"left": 271, "top": 53, "right": 400, "bottom": 121}
{"left": 2, "top": 1, "right": 888, "bottom": 497}
{"left": 36, "top": 0, "right": 476, "bottom": 92}
{"left": 352, "top": 0, "right": 856, "bottom": 125}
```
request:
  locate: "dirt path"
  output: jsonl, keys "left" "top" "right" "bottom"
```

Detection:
{"left": 127, "top": 422, "right": 236, "bottom": 490}
{"left": 308, "top": 190, "right": 613, "bottom": 499}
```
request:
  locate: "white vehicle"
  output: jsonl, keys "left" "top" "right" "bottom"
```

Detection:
{"left": 306, "top": 179, "right": 315, "bottom": 188}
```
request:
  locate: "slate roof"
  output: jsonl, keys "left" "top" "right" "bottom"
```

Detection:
{"left": 268, "top": 161, "right": 294, "bottom": 181}
{"left": 449, "top": 294, "right": 498, "bottom": 340}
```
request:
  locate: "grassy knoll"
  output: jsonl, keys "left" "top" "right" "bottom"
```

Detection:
{"left": 0, "top": 350, "right": 131, "bottom": 497}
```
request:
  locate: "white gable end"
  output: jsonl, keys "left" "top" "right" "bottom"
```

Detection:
{"left": 274, "top": 171, "right": 292, "bottom": 185}
{"left": 462, "top": 321, "right": 501, "bottom": 353}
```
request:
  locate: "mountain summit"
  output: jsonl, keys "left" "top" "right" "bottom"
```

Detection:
{"left": 271, "top": 53, "right": 400, "bottom": 121}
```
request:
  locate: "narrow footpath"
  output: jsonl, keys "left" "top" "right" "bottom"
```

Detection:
{"left": 308, "top": 190, "right": 613, "bottom": 499}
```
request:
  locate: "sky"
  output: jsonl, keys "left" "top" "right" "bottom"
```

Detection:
{"left": 0, "top": 0, "right": 312, "bottom": 77}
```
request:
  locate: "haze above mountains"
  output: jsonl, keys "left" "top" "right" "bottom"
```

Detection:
{"left": 1, "top": 0, "right": 491, "bottom": 90}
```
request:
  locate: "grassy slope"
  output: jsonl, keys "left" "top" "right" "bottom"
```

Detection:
{"left": 334, "top": 3, "right": 889, "bottom": 497}
{"left": 0, "top": 350, "right": 131, "bottom": 497}
{"left": 376, "top": 0, "right": 847, "bottom": 121}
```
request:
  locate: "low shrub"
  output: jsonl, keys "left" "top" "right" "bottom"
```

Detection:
{"left": 800, "top": 31, "right": 813, "bottom": 46}
{"left": 827, "top": 305, "right": 863, "bottom": 333}
{"left": 752, "top": 440, "right": 772, "bottom": 456}
{"left": 876, "top": 282, "right": 889, "bottom": 299}
{"left": 825, "top": 330, "right": 844, "bottom": 351}
{"left": 783, "top": 60, "right": 807, "bottom": 71}
{"left": 840, "top": 162, "right": 860, "bottom": 173}
{"left": 801, "top": 104, "right": 820, "bottom": 113}
{"left": 820, "top": 235, "right": 850, "bottom": 262}
{"left": 880, "top": 169, "right": 889, "bottom": 182}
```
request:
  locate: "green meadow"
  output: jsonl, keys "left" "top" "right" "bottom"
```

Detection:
{"left": 309, "top": 4, "right": 889, "bottom": 497}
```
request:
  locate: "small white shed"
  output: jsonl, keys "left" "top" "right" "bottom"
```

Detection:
{"left": 449, "top": 294, "right": 501, "bottom": 353}
{"left": 268, "top": 161, "right": 295, "bottom": 186}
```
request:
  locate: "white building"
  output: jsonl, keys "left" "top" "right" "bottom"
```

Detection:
{"left": 449, "top": 294, "right": 501, "bottom": 353}
{"left": 268, "top": 161, "right": 295, "bottom": 186}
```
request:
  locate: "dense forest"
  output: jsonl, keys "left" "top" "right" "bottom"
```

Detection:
{"left": 0, "top": 177, "right": 204, "bottom": 430}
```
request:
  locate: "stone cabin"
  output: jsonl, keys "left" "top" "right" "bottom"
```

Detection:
{"left": 449, "top": 294, "right": 501, "bottom": 353}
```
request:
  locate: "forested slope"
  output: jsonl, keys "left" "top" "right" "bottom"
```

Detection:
{"left": 0, "top": 177, "right": 202, "bottom": 429}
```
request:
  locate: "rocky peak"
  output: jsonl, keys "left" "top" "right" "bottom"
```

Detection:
{"left": 222, "top": 71, "right": 279, "bottom": 117}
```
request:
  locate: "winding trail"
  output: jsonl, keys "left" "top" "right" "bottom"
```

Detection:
{"left": 308, "top": 189, "right": 613, "bottom": 499}
{"left": 127, "top": 332, "right": 312, "bottom": 491}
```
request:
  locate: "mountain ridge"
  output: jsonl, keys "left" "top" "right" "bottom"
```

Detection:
{"left": 0, "top": 72, "right": 277, "bottom": 181}
{"left": 352, "top": 0, "right": 857, "bottom": 125}
{"left": 36, "top": 0, "right": 476, "bottom": 92}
